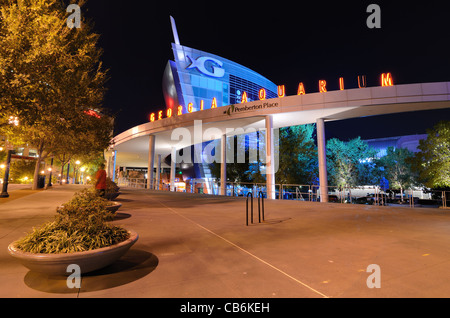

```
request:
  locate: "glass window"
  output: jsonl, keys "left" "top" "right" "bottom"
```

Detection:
{"left": 16, "top": 147, "right": 24, "bottom": 156}
{"left": 27, "top": 149, "right": 37, "bottom": 157}
{"left": 199, "top": 77, "right": 207, "bottom": 88}
{"left": 191, "top": 75, "right": 200, "bottom": 86}
{"left": 207, "top": 79, "right": 216, "bottom": 90}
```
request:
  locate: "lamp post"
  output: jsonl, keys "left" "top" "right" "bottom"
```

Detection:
{"left": 66, "top": 162, "right": 70, "bottom": 184}
{"left": 0, "top": 150, "right": 14, "bottom": 198}
{"left": 74, "top": 160, "right": 80, "bottom": 184}
{"left": 47, "top": 157, "right": 53, "bottom": 187}
{"left": 80, "top": 166, "right": 86, "bottom": 184}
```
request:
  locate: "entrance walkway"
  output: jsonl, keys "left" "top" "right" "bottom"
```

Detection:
{"left": 2, "top": 185, "right": 450, "bottom": 298}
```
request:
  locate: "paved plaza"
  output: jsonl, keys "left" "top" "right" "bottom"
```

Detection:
{"left": 1, "top": 184, "right": 450, "bottom": 299}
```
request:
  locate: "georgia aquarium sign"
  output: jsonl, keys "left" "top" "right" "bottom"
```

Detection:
{"left": 186, "top": 55, "right": 225, "bottom": 78}
{"left": 149, "top": 72, "right": 395, "bottom": 122}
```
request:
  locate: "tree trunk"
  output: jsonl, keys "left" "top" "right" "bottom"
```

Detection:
{"left": 59, "top": 163, "right": 65, "bottom": 185}
{"left": 32, "top": 157, "right": 41, "bottom": 190}
{"left": 59, "top": 154, "right": 68, "bottom": 185}
{"left": 32, "top": 140, "right": 46, "bottom": 190}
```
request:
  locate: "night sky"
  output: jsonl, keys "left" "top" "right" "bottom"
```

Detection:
{"left": 82, "top": 1, "right": 450, "bottom": 140}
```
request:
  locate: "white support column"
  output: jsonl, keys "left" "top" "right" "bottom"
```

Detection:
{"left": 316, "top": 118, "right": 329, "bottom": 203}
{"left": 170, "top": 147, "right": 176, "bottom": 192}
{"left": 147, "top": 135, "right": 155, "bottom": 190}
{"left": 156, "top": 154, "right": 161, "bottom": 190}
{"left": 106, "top": 155, "right": 111, "bottom": 178}
{"left": 220, "top": 134, "right": 227, "bottom": 196}
{"left": 111, "top": 151, "right": 117, "bottom": 182}
{"left": 265, "top": 115, "right": 275, "bottom": 199}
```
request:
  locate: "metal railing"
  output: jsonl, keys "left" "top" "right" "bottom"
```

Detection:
{"left": 117, "top": 177, "right": 450, "bottom": 209}
{"left": 246, "top": 192, "right": 253, "bottom": 226}
{"left": 246, "top": 191, "right": 265, "bottom": 226}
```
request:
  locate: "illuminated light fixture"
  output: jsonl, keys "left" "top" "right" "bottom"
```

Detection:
{"left": 177, "top": 106, "right": 183, "bottom": 115}
{"left": 200, "top": 100, "right": 204, "bottom": 111}
{"left": 8, "top": 116, "right": 19, "bottom": 126}
{"left": 150, "top": 113, "right": 155, "bottom": 122}
{"left": 188, "top": 103, "right": 193, "bottom": 113}
{"left": 259, "top": 88, "right": 266, "bottom": 100}
{"left": 211, "top": 97, "right": 218, "bottom": 108}
{"left": 84, "top": 109, "right": 101, "bottom": 118}
{"left": 297, "top": 82, "right": 306, "bottom": 95}
{"left": 241, "top": 91, "right": 248, "bottom": 103}
{"left": 277, "top": 85, "right": 285, "bottom": 98}
{"left": 319, "top": 80, "right": 327, "bottom": 93}
{"left": 339, "top": 77, "right": 344, "bottom": 90}
{"left": 167, "top": 108, "right": 173, "bottom": 118}
{"left": 358, "top": 75, "right": 367, "bottom": 88}
{"left": 381, "top": 72, "right": 393, "bottom": 86}
{"left": 158, "top": 110, "right": 163, "bottom": 120}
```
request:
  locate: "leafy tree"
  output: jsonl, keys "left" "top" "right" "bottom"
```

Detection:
{"left": 0, "top": 0, "right": 111, "bottom": 189}
{"left": 209, "top": 135, "right": 255, "bottom": 183}
{"left": 377, "top": 146, "right": 418, "bottom": 201}
{"left": 326, "top": 137, "right": 378, "bottom": 188}
{"left": 210, "top": 125, "right": 319, "bottom": 186}
{"left": 9, "top": 159, "right": 35, "bottom": 184}
{"left": 276, "top": 124, "right": 318, "bottom": 185}
{"left": 412, "top": 121, "right": 450, "bottom": 189}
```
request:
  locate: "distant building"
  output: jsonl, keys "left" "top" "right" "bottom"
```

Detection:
{"left": 364, "top": 134, "right": 427, "bottom": 158}
{"left": 161, "top": 17, "right": 279, "bottom": 183}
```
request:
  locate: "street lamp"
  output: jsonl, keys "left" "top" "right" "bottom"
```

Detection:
{"left": 47, "top": 157, "right": 53, "bottom": 187}
{"left": 74, "top": 160, "right": 81, "bottom": 184}
{"left": 80, "top": 166, "right": 86, "bottom": 184}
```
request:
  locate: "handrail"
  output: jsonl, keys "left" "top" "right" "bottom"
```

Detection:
{"left": 258, "top": 191, "right": 265, "bottom": 223}
{"left": 246, "top": 191, "right": 266, "bottom": 226}
{"left": 246, "top": 192, "right": 253, "bottom": 226}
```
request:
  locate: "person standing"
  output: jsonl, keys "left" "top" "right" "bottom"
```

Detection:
{"left": 95, "top": 163, "right": 107, "bottom": 197}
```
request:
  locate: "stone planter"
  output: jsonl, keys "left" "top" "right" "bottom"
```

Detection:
{"left": 57, "top": 201, "right": 122, "bottom": 214}
{"left": 106, "top": 191, "right": 121, "bottom": 201}
{"left": 8, "top": 230, "right": 138, "bottom": 275}
{"left": 105, "top": 201, "right": 122, "bottom": 213}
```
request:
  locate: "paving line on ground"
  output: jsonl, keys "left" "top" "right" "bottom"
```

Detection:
{"left": 147, "top": 194, "right": 329, "bottom": 298}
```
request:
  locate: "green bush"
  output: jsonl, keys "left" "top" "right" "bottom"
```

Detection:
{"left": 15, "top": 188, "right": 129, "bottom": 254}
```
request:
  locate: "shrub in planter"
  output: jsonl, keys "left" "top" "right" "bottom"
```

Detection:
{"left": 9, "top": 187, "right": 137, "bottom": 275}
{"left": 14, "top": 188, "right": 129, "bottom": 254}
{"left": 60, "top": 188, "right": 119, "bottom": 220}
{"left": 105, "top": 178, "right": 121, "bottom": 201}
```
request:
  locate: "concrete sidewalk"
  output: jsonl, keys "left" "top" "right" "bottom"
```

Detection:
{"left": 2, "top": 185, "right": 450, "bottom": 298}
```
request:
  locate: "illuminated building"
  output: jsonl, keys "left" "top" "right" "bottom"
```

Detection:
{"left": 161, "top": 17, "right": 278, "bottom": 184}
{"left": 162, "top": 17, "right": 278, "bottom": 113}
{"left": 108, "top": 17, "right": 450, "bottom": 201}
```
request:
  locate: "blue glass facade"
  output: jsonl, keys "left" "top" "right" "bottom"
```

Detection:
{"left": 163, "top": 43, "right": 278, "bottom": 112}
